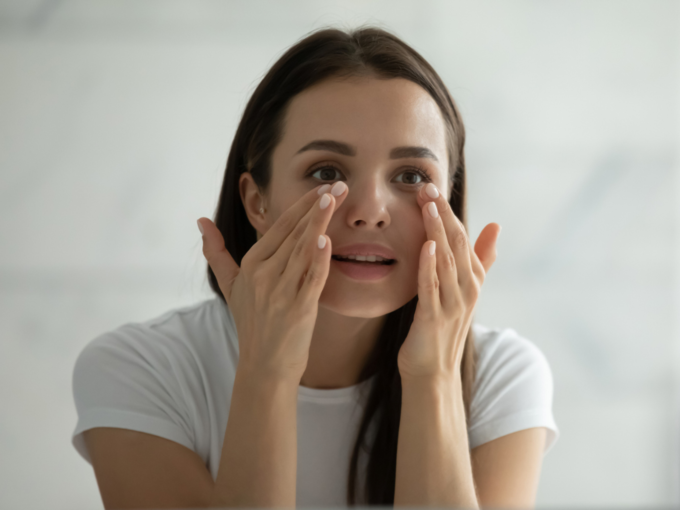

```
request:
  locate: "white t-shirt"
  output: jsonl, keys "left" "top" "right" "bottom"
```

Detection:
{"left": 71, "top": 297, "right": 559, "bottom": 506}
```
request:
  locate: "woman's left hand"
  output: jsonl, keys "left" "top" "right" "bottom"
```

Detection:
{"left": 397, "top": 182, "right": 502, "bottom": 380}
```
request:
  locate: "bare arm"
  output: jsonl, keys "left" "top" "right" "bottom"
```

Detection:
{"left": 471, "top": 427, "right": 546, "bottom": 508}
{"left": 394, "top": 375, "right": 478, "bottom": 508}
{"left": 82, "top": 185, "right": 348, "bottom": 509}
{"left": 84, "top": 428, "right": 216, "bottom": 510}
{"left": 394, "top": 372, "right": 547, "bottom": 508}
{"left": 83, "top": 369, "right": 300, "bottom": 510}
{"left": 208, "top": 369, "right": 299, "bottom": 508}
{"left": 200, "top": 183, "right": 347, "bottom": 507}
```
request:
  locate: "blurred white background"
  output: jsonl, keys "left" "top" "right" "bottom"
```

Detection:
{"left": 1, "top": 0, "right": 679, "bottom": 508}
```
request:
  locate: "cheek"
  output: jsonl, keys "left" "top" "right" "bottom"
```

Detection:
{"left": 398, "top": 209, "right": 428, "bottom": 262}
{"left": 266, "top": 198, "right": 297, "bottom": 230}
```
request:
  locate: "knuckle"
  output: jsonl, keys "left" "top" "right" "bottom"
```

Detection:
{"left": 305, "top": 265, "right": 325, "bottom": 286}
{"left": 278, "top": 211, "right": 296, "bottom": 232}
{"left": 452, "top": 231, "right": 468, "bottom": 251}
{"left": 250, "top": 264, "right": 267, "bottom": 284}
{"left": 291, "top": 229, "right": 309, "bottom": 257}
{"left": 202, "top": 242, "right": 216, "bottom": 261}
{"left": 291, "top": 221, "right": 307, "bottom": 246}
{"left": 466, "top": 282, "right": 480, "bottom": 300}
{"left": 240, "top": 253, "right": 254, "bottom": 273}
{"left": 291, "top": 238, "right": 306, "bottom": 260}
{"left": 433, "top": 221, "right": 446, "bottom": 238}
{"left": 442, "top": 251, "right": 456, "bottom": 271}
{"left": 422, "top": 276, "right": 439, "bottom": 293}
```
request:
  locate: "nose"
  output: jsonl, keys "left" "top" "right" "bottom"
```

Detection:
{"left": 340, "top": 177, "right": 391, "bottom": 229}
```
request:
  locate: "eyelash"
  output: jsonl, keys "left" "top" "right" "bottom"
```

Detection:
{"left": 307, "top": 164, "right": 433, "bottom": 186}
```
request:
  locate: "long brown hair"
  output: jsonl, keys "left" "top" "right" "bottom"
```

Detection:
{"left": 206, "top": 25, "right": 477, "bottom": 505}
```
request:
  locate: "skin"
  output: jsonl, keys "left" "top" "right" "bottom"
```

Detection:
{"left": 238, "top": 75, "right": 546, "bottom": 507}
{"left": 80, "top": 75, "right": 545, "bottom": 510}
{"left": 241, "top": 75, "right": 458, "bottom": 389}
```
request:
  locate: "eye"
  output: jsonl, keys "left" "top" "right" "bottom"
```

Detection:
{"left": 394, "top": 166, "right": 433, "bottom": 185}
{"left": 308, "top": 164, "right": 434, "bottom": 186}
{"left": 309, "top": 165, "right": 343, "bottom": 182}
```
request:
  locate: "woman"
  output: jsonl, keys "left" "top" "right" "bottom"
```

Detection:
{"left": 72, "top": 26, "right": 558, "bottom": 508}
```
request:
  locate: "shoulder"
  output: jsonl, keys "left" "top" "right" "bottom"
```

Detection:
{"left": 76, "top": 297, "right": 235, "bottom": 367}
{"left": 72, "top": 297, "right": 238, "bottom": 414}
{"left": 71, "top": 298, "right": 236, "bottom": 464}
{"left": 468, "top": 323, "right": 558, "bottom": 452}
{"left": 471, "top": 324, "right": 552, "bottom": 385}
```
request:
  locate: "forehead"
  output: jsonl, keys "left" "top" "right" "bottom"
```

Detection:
{"left": 277, "top": 76, "right": 449, "bottom": 166}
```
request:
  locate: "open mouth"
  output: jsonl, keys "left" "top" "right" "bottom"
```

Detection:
{"left": 331, "top": 255, "right": 396, "bottom": 266}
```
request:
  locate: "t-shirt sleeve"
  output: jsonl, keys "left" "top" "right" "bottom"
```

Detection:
{"left": 467, "top": 327, "right": 559, "bottom": 454}
{"left": 71, "top": 327, "right": 196, "bottom": 465}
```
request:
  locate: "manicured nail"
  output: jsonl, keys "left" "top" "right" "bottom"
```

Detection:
{"left": 318, "top": 235, "right": 327, "bottom": 249}
{"left": 429, "top": 240, "right": 436, "bottom": 256}
{"left": 331, "top": 181, "right": 347, "bottom": 196}
{"left": 197, "top": 219, "right": 204, "bottom": 235}
{"left": 427, "top": 201, "right": 438, "bottom": 218}
{"left": 318, "top": 184, "right": 332, "bottom": 195}
{"left": 320, "top": 193, "right": 331, "bottom": 209}
{"left": 425, "top": 183, "right": 439, "bottom": 199}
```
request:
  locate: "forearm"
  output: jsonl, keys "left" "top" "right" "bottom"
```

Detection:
{"left": 394, "top": 374, "right": 478, "bottom": 508}
{"left": 209, "top": 368, "right": 299, "bottom": 508}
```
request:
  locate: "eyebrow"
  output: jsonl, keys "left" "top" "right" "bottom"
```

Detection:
{"left": 295, "top": 139, "right": 439, "bottom": 162}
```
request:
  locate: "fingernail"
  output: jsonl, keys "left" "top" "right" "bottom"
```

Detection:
{"left": 425, "top": 183, "right": 439, "bottom": 199}
{"left": 318, "top": 184, "right": 332, "bottom": 195}
{"left": 429, "top": 241, "right": 436, "bottom": 256}
{"left": 320, "top": 193, "right": 332, "bottom": 209}
{"left": 427, "top": 201, "right": 439, "bottom": 218}
{"left": 331, "top": 181, "right": 347, "bottom": 196}
{"left": 197, "top": 219, "right": 204, "bottom": 235}
{"left": 318, "top": 235, "right": 327, "bottom": 249}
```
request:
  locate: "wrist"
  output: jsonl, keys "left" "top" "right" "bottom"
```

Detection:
{"left": 399, "top": 368, "right": 462, "bottom": 388}
{"left": 234, "top": 364, "right": 301, "bottom": 394}
{"left": 400, "top": 371, "right": 464, "bottom": 400}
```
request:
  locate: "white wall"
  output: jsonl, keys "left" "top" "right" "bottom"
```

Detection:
{"left": 1, "top": 0, "right": 678, "bottom": 507}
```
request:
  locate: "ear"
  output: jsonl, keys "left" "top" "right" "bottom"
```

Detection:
{"left": 239, "top": 172, "right": 268, "bottom": 238}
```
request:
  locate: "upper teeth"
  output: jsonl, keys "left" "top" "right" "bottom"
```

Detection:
{"left": 338, "top": 254, "right": 387, "bottom": 262}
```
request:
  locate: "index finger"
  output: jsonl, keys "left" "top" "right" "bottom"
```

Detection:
{"left": 248, "top": 183, "right": 331, "bottom": 262}
{"left": 418, "top": 183, "right": 475, "bottom": 288}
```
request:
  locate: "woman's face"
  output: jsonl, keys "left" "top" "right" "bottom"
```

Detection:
{"left": 263, "top": 76, "right": 450, "bottom": 318}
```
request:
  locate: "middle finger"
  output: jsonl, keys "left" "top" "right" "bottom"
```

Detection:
{"left": 419, "top": 183, "right": 475, "bottom": 300}
{"left": 421, "top": 200, "right": 459, "bottom": 308}
{"left": 267, "top": 181, "right": 347, "bottom": 276}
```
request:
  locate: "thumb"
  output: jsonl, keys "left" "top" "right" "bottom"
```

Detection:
{"left": 474, "top": 223, "right": 501, "bottom": 274}
{"left": 197, "top": 218, "right": 239, "bottom": 300}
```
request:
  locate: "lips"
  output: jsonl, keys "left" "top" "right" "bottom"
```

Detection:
{"left": 332, "top": 254, "right": 394, "bottom": 265}
{"left": 331, "top": 243, "right": 397, "bottom": 262}
{"left": 331, "top": 256, "right": 396, "bottom": 280}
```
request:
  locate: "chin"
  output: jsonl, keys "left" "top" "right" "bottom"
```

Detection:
{"left": 318, "top": 285, "right": 415, "bottom": 318}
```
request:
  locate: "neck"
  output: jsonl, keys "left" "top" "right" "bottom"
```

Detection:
{"left": 299, "top": 306, "right": 387, "bottom": 390}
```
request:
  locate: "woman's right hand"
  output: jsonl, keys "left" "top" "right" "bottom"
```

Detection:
{"left": 197, "top": 181, "right": 348, "bottom": 383}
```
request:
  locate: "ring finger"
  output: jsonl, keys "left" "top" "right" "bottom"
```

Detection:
{"left": 266, "top": 182, "right": 346, "bottom": 276}
{"left": 278, "top": 192, "right": 338, "bottom": 297}
{"left": 422, "top": 200, "right": 461, "bottom": 308}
